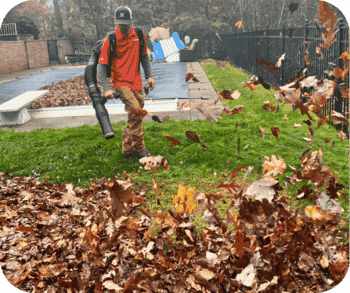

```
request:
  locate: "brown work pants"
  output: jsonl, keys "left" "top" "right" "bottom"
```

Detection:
{"left": 116, "top": 86, "right": 146, "bottom": 155}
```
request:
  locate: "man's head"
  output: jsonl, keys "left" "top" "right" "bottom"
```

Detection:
{"left": 115, "top": 6, "right": 133, "bottom": 36}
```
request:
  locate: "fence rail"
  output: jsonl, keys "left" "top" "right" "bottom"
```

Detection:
{"left": 0, "top": 23, "right": 17, "bottom": 35}
{"left": 180, "top": 20, "right": 349, "bottom": 138}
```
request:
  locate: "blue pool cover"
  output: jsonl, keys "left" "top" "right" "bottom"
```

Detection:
{"left": 0, "top": 62, "right": 190, "bottom": 106}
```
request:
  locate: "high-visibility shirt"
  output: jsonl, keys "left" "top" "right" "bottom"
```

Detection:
{"left": 98, "top": 26, "right": 148, "bottom": 92}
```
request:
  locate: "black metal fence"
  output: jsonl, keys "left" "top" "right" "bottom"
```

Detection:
{"left": 179, "top": 19, "right": 349, "bottom": 138}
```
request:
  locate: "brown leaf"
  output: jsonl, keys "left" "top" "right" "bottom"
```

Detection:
{"left": 338, "top": 83, "right": 349, "bottom": 99}
{"left": 318, "top": 116, "right": 329, "bottom": 128}
{"left": 253, "top": 58, "right": 281, "bottom": 74}
{"left": 271, "top": 127, "right": 280, "bottom": 138}
{"left": 316, "top": 46, "right": 324, "bottom": 60}
{"left": 332, "top": 67, "right": 343, "bottom": 79}
{"left": 190, "top": 99, "right": 225, "bottom": 125}
{"left": 262, "top": 101, "right": 276, "bottom": 112}
{"left": 152, "top": 180, "right": 161, "bottom": 196}
{"left": 289, "top": 3, "right": 299, "bottom": 13}
{"left": 216, "top": 60, "right": 227, "bottom": 70}
{"left": 305, "top": 47, "right": 310, "bottom": 66}
{"left": 151, "top": 115, "right": 161, "bottom": 123}
{"left": 258, "top": 126, "right": 265, "bottom": 139}
{"left": 186, "top": 131, "right": 201, "bottom": 144}
{"left": 192, "top": 77, "right": 200, "bottom": 82}
{"left": 165, "top": 136, "right": 181, "bottom": 148}
{"left": 162, "top": 115, "right": 170, "bottom": 122}
{"left": 186, "top": 72, "right": 194, "bottom": 82}
{"left": 15, "top": 225, "right": 34, "bottom": 233}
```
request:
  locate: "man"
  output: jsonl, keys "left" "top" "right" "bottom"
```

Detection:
{"left": 98, "top": 6, "right": 156, "bottom": 160}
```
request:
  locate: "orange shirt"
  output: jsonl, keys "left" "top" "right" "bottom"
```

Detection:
{"left": 98, "top": 26, "right": 148, "bottom": 92}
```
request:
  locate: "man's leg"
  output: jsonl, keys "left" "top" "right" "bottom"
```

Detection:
{"left": 116, "top": 86, "right": 146, "bottom": 156}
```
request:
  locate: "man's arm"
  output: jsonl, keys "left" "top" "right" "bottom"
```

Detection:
{"left": 140, "top": 53, "right": 153, "bottom": 80}
{"left": 97, "top": 36, "right": 113, "bottom": 96}
{"left": 98, "top": 64, "right": 111, "bottom": 93}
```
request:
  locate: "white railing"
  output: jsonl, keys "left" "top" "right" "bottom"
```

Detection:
{"left": 0, "top": 23, "right": 17, "bottom": 35}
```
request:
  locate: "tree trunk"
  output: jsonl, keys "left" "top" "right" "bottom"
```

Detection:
{"left": 240, "top": 0, "right": 244, "bottom": 31}
{"left": 278, "top": 0, "right": 286, "bottom": 29}
{"left": 53, "top": 0, "right": 64, "bottom": 37}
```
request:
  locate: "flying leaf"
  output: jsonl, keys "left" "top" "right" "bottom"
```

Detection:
{"left": 259, "top": 126, "right": 265, "bottom": 139}
{"left": 235, "top": 21, "right": 243, "bottom": 29}
{"left": 186, "top": 131, "right": 208, "bottom": 148}
{"left": 288, "top": 3, "right": 299, "bottom": 13}
{"left": 316, "top": 46, "right": 324, "bottom": 60}
{"left": 338, "top": 83, "right": 349, "bottom": 99}
{"left": 276, "top": 53, "right": 285, "bottom": 68}
{"left": 190, "top": 99, "right": 225, "bottom": 125}
{"left": 162, "top": 115, "right": 170, "bottom": 122}
{"left": 318, "top": 1, "right": 339, "bottom": 51}
{"left": 151, "top": 115, "right": 161, "bottom": 123}
{"left": 305, "top": 47, "right": 310, "bottom": 66}
{"left": 152, "top": 180, "right": 161, "bottom": 196}
{"left": 253, "top": 58, "right": 281, "bottom": 74}
{"left": 262, "top": 155, "right": 286, "bottom": 180}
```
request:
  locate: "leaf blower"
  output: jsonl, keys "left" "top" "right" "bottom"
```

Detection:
{"left": 84, "top": 39, "right": 120, "bottom": 140}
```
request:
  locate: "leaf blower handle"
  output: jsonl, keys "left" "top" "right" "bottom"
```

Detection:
{"left": 99, "top": 91, "right": 121, "bottom": 105}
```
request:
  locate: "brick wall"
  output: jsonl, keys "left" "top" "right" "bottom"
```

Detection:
{"left": 0, "top": 41, "right": 29, "bottom": 76}
{"left": 0, "top": 38, "right": 74, "bottom": 77}
{"left": 57, "top": 39, "right": 74, "bottom": 64}
{"left": 26, "top": 40, "right": 50, "bottom": 69}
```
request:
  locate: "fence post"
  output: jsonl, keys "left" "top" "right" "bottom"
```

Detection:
{"left": 281, "top": 22, "right": 285, "bottom": 86}
{"left": 240, "top": 27, "right": 242, "bottom": 69}
{"left": 266, "top": 22, "right": 269, "bottom": 82}
{"left": 335, "top": 18, "right": 345, "bottom": 133}
{"left": 247, "top": 26, "right": 249, "bottom": 72}
{"left": 255, "top": 25, "right": 258, "bottom": 76}
{"left": 304, "top": 19, "right": 309, "bottom": 70}
{"left": 209, "top": 32, "right": 212, "bottom": 58}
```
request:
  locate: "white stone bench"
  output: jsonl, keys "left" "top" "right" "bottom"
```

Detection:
{"left": 0, "top": 90, "right": 49, "bottom": 126}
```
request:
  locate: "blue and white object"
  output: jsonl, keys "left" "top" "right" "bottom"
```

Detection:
{"left": 165, "top": 52, "right": 180, "bottom": 62}
{"left": 184, "top": 36, "right": 190, "bottom": 45}
{"left": 152, "top": 32, "right": 186, "bottom": 62}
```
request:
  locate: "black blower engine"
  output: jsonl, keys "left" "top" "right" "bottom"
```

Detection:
{"left": 84, "top": 42, "right": 121, "bottom": 139}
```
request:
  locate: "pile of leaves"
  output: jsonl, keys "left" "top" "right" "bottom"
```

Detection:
{"left": 25, "top": 75, "right": 114, "bottom": 109}
{"left": 0, "top": 142, "right": 349, "bottom": 293}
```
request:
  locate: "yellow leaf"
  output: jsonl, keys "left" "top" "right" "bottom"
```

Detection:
{"left": 235, "top": 21, "right": 243, "bottom": 29}
{"left": 172, "top": 185, "right": 196, "bottom": 215}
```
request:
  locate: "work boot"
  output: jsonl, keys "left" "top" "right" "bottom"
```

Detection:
{"left": 133, "top": 148, "right": 152, "bottom": 159}
{"left": 123, "top": 152, "right": 135, "bottom": 160}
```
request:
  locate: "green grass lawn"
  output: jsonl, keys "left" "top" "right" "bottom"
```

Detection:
{"left": 1, "top": 60, "right": 348, "bottom": 242}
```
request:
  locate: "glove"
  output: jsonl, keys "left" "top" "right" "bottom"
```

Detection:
{"left": 105, "top": 90, "right": 115, "bottom": 99}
